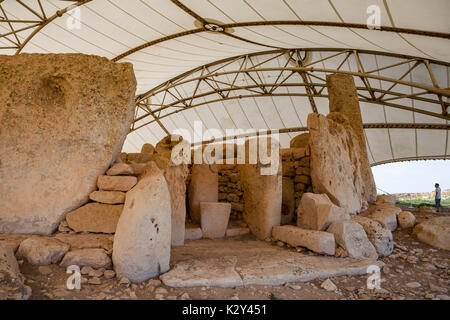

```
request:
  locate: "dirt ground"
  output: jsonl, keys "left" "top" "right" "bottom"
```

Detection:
{"left": 19, "top": 211, "right": 449, "bottom": 301}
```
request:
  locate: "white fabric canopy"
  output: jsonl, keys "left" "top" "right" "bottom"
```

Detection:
{"left": 1, "top": 0, "right": 449, "bottom": 165}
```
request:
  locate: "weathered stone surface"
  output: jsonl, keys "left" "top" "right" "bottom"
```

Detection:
{"left": 226, "top": 228, "right": 250, "bottom": 237}
{"left": 326, "top": 74, "right": 376, "bottom": 202}
{"left": 66, "top": 203, "right": 123, "bottom": 234}
{"left": 272, "top": 225, "right": 335, "bottom": 255}
{"left": 60, "top": 248, "right": 112, "bottom": 269}
{"left": 281, "top": 177, "right": 295, "bottom": 225}
{"left": 89, "top": 190, "right": 126, "bottom": 204}
{"left": 0, "top": 234, "right": 29, "bottom": 254}
{"left": 327, "top": 221, "right": 378, "bottom": 259}
{"left": 16, "top": 236, "right": 69, "bottom": 266}
{"left": 297, "top": 193, "right": 350, "bottom": 231}
{"left": 130, "top": 163, "right": 147, "bottom": 176}
{"left": 141, "top": 143, "right": 155, "bottom": 155}
{"left": 0, "top": 242, "right": 31, "bottom": 300}
{"left": 113, "top": 162, "right": 171, "bottom": 283}
{"left": 290, "top": 133, "right": 310, "bottom": 148}
{"left": 153, "top": 135, "right": 189, "bottom": 246}
{"left": 240, "top": 137, "right": 282, "bottom": 240}
{"left": 419, "top": 206, "right": 436, "bottom": 213}
{"left": 0, "top": 54, "right": 136, "bottom": 235}
{"left": 413, "top": 216, "right": 450, "bottom": 250}
{"left": 188, "top": 164, "right": 219, "bottom": 223}
{"left": 398, "top": 211, "right": 416, "bottom": 229}
{"left": 369, "top": 208, "right": 398, "bottom": 232}
{"left": 351, "top": 215, "right": 393, "bottom": 257}
{"left": 308, "top": 113, "right": 368, "bottom": 214}
{"left": 185, "top": 228, "right": 203, "bottom": 240}
{"left": 161, "top": 256, "right": 243, "bottom": 288}
{"left": 106, "top": 163, "right": 134, "bottom": 176}
{"left": 97, "top": 175, "right": 137, "bottom": 192}
{"left": 376, "top": 194, "right": 396, "bottom": 204}
{"left": 54, "top": 233, "right": 113, "bottom": 251}
{"left": 200, "top": 202, "right": 231, "bottom": 239}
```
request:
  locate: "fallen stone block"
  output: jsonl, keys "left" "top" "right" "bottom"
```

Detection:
{"left": 54, "top": 234, "right": 113, "bottom": 251}
{"left": 60, "top": 248, "right": 112, "bottom": 269}
{"left": 226, "top": 228, "right": 250, "bottom": 237}
{"left": 200, "top": 202, "right": 231, "bottom": 239}
{"left": 370, "top": 209, "right": 398, "bottom": 232}
{"left": 398, "top": 211, "right": 416, "bottom": 229}
{"left": 297, "top": 193, "right": 350, "bottom": 231}
{"left": 16, "top": 236, "right": 69, "bottom": 266}
{"left": 97, "top": 175, "right": 137, "bottom": 192}
{"left": 185, "top": 228, "right": 203, "bottom": 240}
{"left": 272, "top": 225, "right": 335, "bottom": 255}
{"left": 376, "top": 194, "right": 396, "bottom": 204}
{"left": 327, "top": 221, "right": 378, "bottom": 259}
{"left": 351, "top": 215, "right": 393, "bottom": 257}
{"left": 66, "top": 203, "right": 123, "bottom": 234}
{"left": 89, "top": 190, "right": 126, "bottom": 204}
{"left": 413, "top": 216, "right": 450, "bottom": 250}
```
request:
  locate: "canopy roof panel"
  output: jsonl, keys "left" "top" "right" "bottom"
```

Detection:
{"left": 1, "top": 0, "right": 449, "bottom": 165}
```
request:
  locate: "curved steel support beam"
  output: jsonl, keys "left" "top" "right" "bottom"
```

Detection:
{"left": 371, "top": 156, "right": 449, "bottom": 167}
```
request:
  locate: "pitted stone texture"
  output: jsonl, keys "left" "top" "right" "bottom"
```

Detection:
{"left": 113, "top": 162, "right": 171, "bottom": 283}
{"left": 16, "top": 236, "right": 69, "bottom": 266}
{"left": 398, "top": 211, "right": 417, "bottom": 229}
{"left": 66, "top": 203, "right": 123, "bottom": 234}
{"left": 413, "top": 216, "right": 450, "bottom": 250}
{"left": 0, "top": 54, "right": 136, "bottom": 235}
{"left": 327, "top": 221, "right": 378, "bottom": 259}
{"left": 369, "top": 207, "right": 399, "bottom": 232}
{"left": 326, "top": 74, "right": 376, "bottom": 202}
{"left": 0, "top": 242, "right": 32, "bottom": 300}
{"left": 200, "top": 202, "right": 231, "bottom": 239}
{"left": 60, "top": 248, "right": 112, "bottom": 269}
{"left": 188, "top": 164, "right": 219, "bottom": 223}
{"left": 89, "top": 190, "right": 126, "bottom": 205}
{"left": 54, "top": 233, "right": 113, "bottom": 251}
{"left": 272, "top": 225, "right": 335, "bottom": 255}
{"left": 281, "top": 177, "right": 295, "bottom": 225}
{"left": 297, "top": 193, "right": 350, "bottom": 231}
{"left": 351, "top": 215, "right": 393, "bottom": 258}
{"left": 97, "top": 175, "right": 137, "bottom": 192}
{"left": 308, "top": 113, "right": 369, "bottom": 214}
{"left": 106, "top": 163, "right": 134, "bottom": 176}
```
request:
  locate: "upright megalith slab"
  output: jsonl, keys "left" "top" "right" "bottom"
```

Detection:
{"left": 153, "top": 135, "right": 189, "bottom": 246}
{"left": 308, "top": 113, "right": 368, "bottom": 214}
{"left": 240, "top": 137, "right": 282, "bottom": 240}
{"left": 113, "top": 162, "right": 171, "bottom": 283}
{"left": 188, "top": 164, "right": 219, "bottom": 223}
{"left": 326, "top": 74, "right": 377, "bottom": 202}
{"left": 0, "top": 54, "right": 136, "bottom": 235}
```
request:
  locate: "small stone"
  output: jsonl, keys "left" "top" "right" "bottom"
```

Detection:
{"left": 180, "top": 292, "right": 190, "bottom": 300}
{"left": 104, "top": 270, "right": 116, "bottom": 279}
{"left": 264, "top": 238, "right": 271, "bottom": 242}
{"left": 88, "top": 269, "right": 104, "bottom": 278}
{"left": 437, "top": 295, "right": 450, "bottom": 300}
{"left": 88, "top": 277, "right": 101, "bottom": 285}
{"left": 285, "top": 283, "right": 302, "bottom": 290}
{"left": 321, "top": 279, "right": 338, "bottom": 292}
{"left": 81, "top": 266, "right": 94, "bottom": 275}
{"left": 147, "top": 279, "right": 162, "bottom": 287}
{"left": 277, "top": 241, "right": 284, "bottom": 247}
{"left": 425, "top": 293, "right": 434, "bottom": 299}
{"left": 231, "top": 293, "right": 239, "bottom": 300}
{"left": 155, "top": 287, "right": 168, "bottom": 295}
{"left": 166, "top": 296, "right": 177, "bottom": 300}
{"left": 155, "top": 294, "right": 165, "bottom": 300}
{"left": 119, "top": 277, "right": 131, "bottom": 286}
{"left": 406, "top": 282, "right": 421, "bottom": 289}
{"left": 38, "top": 266, "right": 52, "bottom": 276}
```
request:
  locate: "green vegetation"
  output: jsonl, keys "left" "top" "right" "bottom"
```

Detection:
{"left": 396, "top": 197, "right": 449, "bottom": 208}
{"left": 269, "top": 293, "right": 280, "bottom": 300}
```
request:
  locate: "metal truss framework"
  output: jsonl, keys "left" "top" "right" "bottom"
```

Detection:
{"left": 133, "top": 48, "right": 450, "bottom": 133}
{"left": 0, "top": 0, "right": 90, "bottom": 53}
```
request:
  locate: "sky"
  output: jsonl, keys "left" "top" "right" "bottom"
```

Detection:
{"left": 372, "top": 160, "right": 450, "bottom": 194}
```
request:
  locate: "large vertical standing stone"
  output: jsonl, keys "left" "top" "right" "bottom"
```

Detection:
{"left": 240, "top": 137, "right": 282, "bottom": 240}
{"left": 153, "top": 135, "right": 189, "bottom": 246}
{"left": 308, "top": 113, "right": 368, "bottom": 214}
{"left": 0, "top": 54, "right": 136, "bottom": 235}
{"left": 113, "top": 162, "right": 171, "bottom": 283}
{"left": 0, "top": 242, "right": 32, "bottom": 300}
{"left": 326, "top": 74, "right": 377, "bottom": 202}
{"left": 188, "top": 164, "right": 219, "bottom": 223}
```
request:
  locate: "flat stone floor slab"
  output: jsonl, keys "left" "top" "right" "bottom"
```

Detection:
{"left": 161, "top": 235, "right": 384, "bottom": 288}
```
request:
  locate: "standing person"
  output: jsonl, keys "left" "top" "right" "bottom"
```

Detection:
{"left": 435, "top": 183, "right": 441, "bottom": 212}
